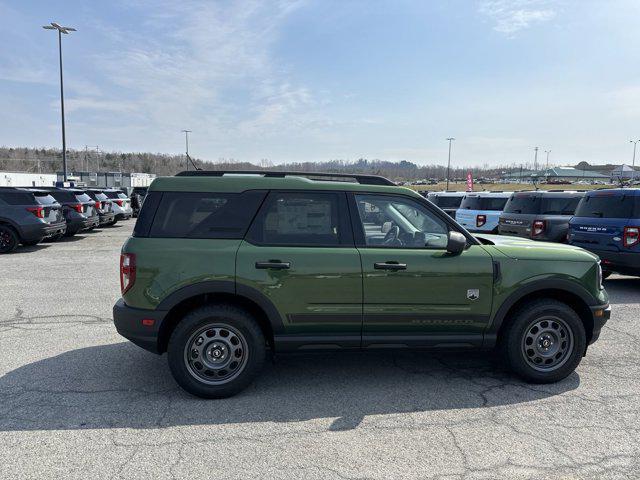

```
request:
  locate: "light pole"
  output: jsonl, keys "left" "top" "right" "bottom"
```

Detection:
{"left": 182, "top": 130, "right": 192, "bottom": 171}
{"left": 544, "top": 150, "right": 551, "bottom": 170}
{"left": 43, "top": 22, "right": 76, "bottom": 182}
{"left": 533, "top": 146, "right": 539, "bottom": 172}
{"left": 446, "top": 137, "right": 455, "bottom": 190}
{"left": 630, "top": 140, "right": 639, "bottom": 182}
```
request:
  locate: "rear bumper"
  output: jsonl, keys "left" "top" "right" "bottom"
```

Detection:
{"left": 20, "top": 221, "right": 67, "bottom": 242}
{"left": 587, "top": 249, "right": 640, "bottom": 276}
{"left": 99, "top": 212, "right": 116, "bottom": 225}
{"left": 68, "top": 216, "right": 100, "bottom": 232}
{"left": 113, "top": 298, "right": 167, "bottom": 354}
{"left": 589, "top": 304, "right": 611, "bottom": 345}
{"left": 115, "top": 212, "right": 132, "bottom": 220}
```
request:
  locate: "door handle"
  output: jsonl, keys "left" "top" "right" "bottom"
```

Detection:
{"left": 374, "top": 261, "right": 407, "bottom": 271}
{"left": 255, "top": 260, "right": 291, "bottom": 270}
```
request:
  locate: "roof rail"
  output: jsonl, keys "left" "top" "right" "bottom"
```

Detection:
{"left": 174, "top": 170, "right": 395, "bottom": 186}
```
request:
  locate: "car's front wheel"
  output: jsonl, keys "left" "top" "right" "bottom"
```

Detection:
{"left": 167, "top": 304, "right": 266, "bottom": 398}
{"left": 502, "top": 299, "right": 586, "bottom": 383}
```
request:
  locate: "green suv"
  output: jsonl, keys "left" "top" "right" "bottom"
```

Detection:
{"left": 113, "top": 171, "right": 611, "bottom": 398}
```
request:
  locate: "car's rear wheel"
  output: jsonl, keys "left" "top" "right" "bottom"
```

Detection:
{"left": 167, "top": 304, "right": 266, "bottom": 398}
{"left": 502, "top": 299, "right": 586, "bottom": 383}
{"left": 0, "top": 225, "right": 19, "bottom": 253}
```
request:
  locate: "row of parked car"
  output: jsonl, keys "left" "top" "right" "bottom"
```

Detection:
{"left": 425, "top": 188, "right": 640, "bottom": 277}
{"left": 0, "top": 186, "right": 146, "bottom": 253}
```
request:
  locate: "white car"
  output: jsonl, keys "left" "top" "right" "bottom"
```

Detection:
{"left": 104, "top": 189, "right": 133, "bottom": 220}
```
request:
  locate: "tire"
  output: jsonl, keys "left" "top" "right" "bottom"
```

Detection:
{"left": 502, "top": 299, "right": 586, "bottom": 383}
{"left": 0, "top": 225, "right": 19, "bottom": 253}
{"left": 65, "top": 228, "right": 79, "bottom": 237}
{"left": 167, "top": 304, "right": 266, "bottom": 398}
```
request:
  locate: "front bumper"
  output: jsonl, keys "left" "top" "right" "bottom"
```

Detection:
{"left": 588, "top": 303, "right": 611, "bottom": 345}
{"left": 113, "top": 298, "right": 167, "bottom": 354}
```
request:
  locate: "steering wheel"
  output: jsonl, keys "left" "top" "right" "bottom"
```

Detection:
{"left": 383, "top": 225, "right": 401, "bottom": 246}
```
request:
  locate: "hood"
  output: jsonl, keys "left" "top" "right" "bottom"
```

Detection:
{"left": 474, "top": 234, "right": 599, "bottom": 262}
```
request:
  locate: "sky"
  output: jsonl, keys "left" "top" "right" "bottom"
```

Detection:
{"left": 1, "top": 0, "right": 640, "bottom": 168}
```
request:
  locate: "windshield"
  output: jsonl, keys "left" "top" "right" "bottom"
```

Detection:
{"left": 503, "top": 194, "right": 539, "bottom": 214}
{"left": 459, "top": 196, "right": 509, "bottom": 211}
{"left": 574, "top": 194, "right": 637, "bottom": 218}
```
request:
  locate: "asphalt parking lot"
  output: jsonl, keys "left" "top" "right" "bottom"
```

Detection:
{"left": 1, "top": 222, "right": 639, "bottom": 479}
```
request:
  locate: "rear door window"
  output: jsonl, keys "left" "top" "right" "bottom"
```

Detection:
{"left": 150, "top": 191, "right": 266, "bottom": 239}
{"left": 246, "top": 191, "right": 349, "bottom": 246}
{"left": 574, "top": 194, "right": 636, "bottom": 218}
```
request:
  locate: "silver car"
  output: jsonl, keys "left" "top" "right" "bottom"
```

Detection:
{"left": 103, "top": 189, "right": 133, "bottom": 220}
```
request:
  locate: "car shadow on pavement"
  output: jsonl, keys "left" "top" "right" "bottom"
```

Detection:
{"left": 0, "top": 342, "right": 579, "bottom": 432}
{"left": 16, "top": 244, "right": 51, "bottom": 253}
{"left": 604, "top": 277, "right": 640, "bottom": 305}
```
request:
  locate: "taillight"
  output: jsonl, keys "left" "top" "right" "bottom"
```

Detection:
{"left": 120, "top": 253, "right": 136, "bottom": 295}
{"left": 69, "top": 203, "right": 83, "bottom": 213}
{"left": 26, "top": 206, "right": 44, "bottom": 218}
{"left": 95, "top": 201, "right": 101, "bottom": 210}
{"left": 476, "top": 214, "right": 486, "bottom": 227}
{"left": 115, "top": 200, "right": 123, "bottom": 207}
{"left": 623, "top": 226, "right": 639, "bottom": 248}
{"left": 532, "top": 220, "right": 545, "bottom": 237}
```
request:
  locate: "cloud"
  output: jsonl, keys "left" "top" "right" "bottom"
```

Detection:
{"left": 87, "top": 0, "right": 316, "bottom": 148}
{"left": 478, "top": 0, "right": 556, "bottom": 35}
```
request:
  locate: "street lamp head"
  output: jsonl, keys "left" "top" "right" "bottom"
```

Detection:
{"left": 446, "top": 137, "right": 455, "bottom": 141}
{"left": 43, "top": 22, "right": 76, "bottom": 34}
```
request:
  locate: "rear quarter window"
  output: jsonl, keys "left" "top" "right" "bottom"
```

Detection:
{"left": 0, "top": 191, "right": 36, "bottom": 205}
{"left": 147, "top": 191, "right": 266, "bottom": 239}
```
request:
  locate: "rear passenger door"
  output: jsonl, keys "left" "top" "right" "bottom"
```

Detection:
{"left": 236, "top": 191, "right": 362, "bottom": 349}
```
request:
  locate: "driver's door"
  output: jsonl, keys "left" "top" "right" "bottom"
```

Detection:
{"left": 351, "top": 193, "right": 494, "bottom": 347}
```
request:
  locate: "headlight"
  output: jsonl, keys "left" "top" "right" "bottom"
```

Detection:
{"left": 597, "top": 261, "right": 603, "bottom": 290}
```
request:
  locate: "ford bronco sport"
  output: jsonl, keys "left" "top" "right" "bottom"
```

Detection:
{"left": 113, "top": 171, "right": 610, "bottom": 398}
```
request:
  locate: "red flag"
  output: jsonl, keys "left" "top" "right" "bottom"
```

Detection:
{"left": 466, "top": 171, "right": 474, "bottom": 192}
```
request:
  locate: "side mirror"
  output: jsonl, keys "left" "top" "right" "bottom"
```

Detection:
{"left": 446, "top": 231, "right": 467, "bottom": 255}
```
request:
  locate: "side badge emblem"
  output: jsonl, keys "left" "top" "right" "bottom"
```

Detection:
{"left": 467, "top": 289, "right": 480, "bottom": 301}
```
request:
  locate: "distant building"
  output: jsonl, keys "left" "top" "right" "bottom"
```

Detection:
{"left": 543, "top": 167, "right": 609, "bottom": 182}
{"left": 610, "top": 164, "right": 638, "bottom": 180}
{"left": 0, "top": 171, "right": 57, "bottom": 187}
{"left": 55, "top": 171, "right": 156, "bottom": 188}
